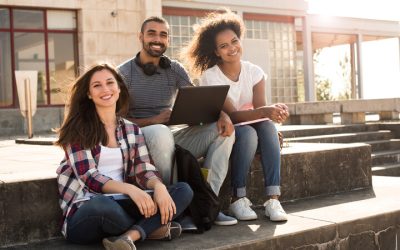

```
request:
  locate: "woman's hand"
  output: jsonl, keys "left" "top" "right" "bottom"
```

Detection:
{"left": 260, "top": 104, "right": 289, "bottom": 123}
{"left": 127, "top": 185, "right": 157, "bottom": 218}
{"left": 153, "top": 182, "right": 176, "bottom": 224}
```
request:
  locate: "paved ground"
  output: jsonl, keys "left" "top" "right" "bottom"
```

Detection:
{"left": 1, "top": 137, "right": 399, "bottom": 249}
{"left": 3, "top": 176, "right": 399, "bottom": 249}
{"left": 0, "top": 138, "right": 62, "bottom": 183}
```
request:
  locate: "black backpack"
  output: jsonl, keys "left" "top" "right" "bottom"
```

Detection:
{"left": 174, "top": 144, "right": 220, "bottom": 233}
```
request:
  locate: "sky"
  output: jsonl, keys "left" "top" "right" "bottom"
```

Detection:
{"left": 307, "top": 0, "right": 400, "bottom": 21}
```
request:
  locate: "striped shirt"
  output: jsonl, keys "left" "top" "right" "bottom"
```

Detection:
{"left": 56, "top": 117, "right": 161, "bottom": 236}
{"left": 118, "top": 56, "right": 192, "bottom": 118}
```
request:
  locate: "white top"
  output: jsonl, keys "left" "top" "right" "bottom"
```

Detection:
{"left": 200, "top": 60, "right": 265, "bottom": 111}
{"left": 83, "top": 145, "right": 123, "bottom": 199}
{"left": 97, "top": 145, "right": 124, "bottom": 181}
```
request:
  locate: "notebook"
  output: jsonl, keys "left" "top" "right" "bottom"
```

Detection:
{"left": 168, "top": 85, "right": 230, "bottom": 126}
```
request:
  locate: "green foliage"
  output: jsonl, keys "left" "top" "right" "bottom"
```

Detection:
{"left": 316, "top": 78, "right": 333, "bottom": 101}
{"left": 313, "top": 47, "right": 353, "bottom": 101}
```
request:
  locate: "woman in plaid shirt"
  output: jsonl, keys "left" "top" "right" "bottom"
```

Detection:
{"left": 55, "top": 63, "right": 193, "bottom": 250}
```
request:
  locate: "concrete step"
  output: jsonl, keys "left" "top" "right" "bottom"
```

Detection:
{"left": 284, "top": 130, "right": 393, "bottom": 144}
{"left": 3, "top": 176, "right": 399, "bottom": 250}
{"left": 219, "top": 142, "right": 371, "bottom": 208}
{"left": 379, "top": 122, "right": 400, "bottom": 138}
{"left": 0, "top": 140, "right": 62, "bottom": 248}
{"left": 372, "top": 163, "right": 400, "bottom": 176}
{"left": 0, "top": 141, "right": 372, "bottom": 247}
{"left": 280, "top": 123, "right": 381, "bottom": 138}
{"left": 372, "top": 149, "right": 400, "bottom": 166}
{"left": 364, "top": 139, "right": 400, "bottom": 152}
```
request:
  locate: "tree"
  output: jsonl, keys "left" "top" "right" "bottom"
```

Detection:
{"left": 316, "top": 78, "right": 333, "bottom": 101}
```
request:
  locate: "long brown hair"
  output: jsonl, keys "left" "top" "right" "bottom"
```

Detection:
{"left": 55, "top": 63, "right": 129, "bottom": 149}
{"left": 181, "top": 9, "right": 245, "bottom": 77}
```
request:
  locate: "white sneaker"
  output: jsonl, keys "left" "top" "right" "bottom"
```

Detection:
{"left": 229, "top": 197, "right": 258, "bottom": 221}
{"left": 264, "top": 199, "right": 288, "bottom": 222}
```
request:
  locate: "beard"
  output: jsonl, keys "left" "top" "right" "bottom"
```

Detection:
{"left": 142, "top": 41, "right": 167, "bottom": 57}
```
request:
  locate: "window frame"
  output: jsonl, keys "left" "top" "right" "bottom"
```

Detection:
{"left": 0, "top": 6, "right": 78, "bottom": 108}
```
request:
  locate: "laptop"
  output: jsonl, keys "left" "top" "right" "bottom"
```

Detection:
{"left": 168, "top": 85, "right": 230, "bottom": 126}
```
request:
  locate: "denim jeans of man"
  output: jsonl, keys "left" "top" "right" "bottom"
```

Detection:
{"left": 231, "top": 120, "right": 281, "bottom": 198}
{"left": 66, "top": 182, "right": 193, "bottom": 244}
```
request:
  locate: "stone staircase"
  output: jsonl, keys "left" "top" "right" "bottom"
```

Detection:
{"left": 282, "top": 123, "right": 400, "bottom": 177}
{"left": 1, "top": 123, "right": 399, "bottom": 249}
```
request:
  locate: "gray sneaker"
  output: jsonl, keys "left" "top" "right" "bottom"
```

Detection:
{"left": 214, "top": 212, "right": 238, "bottom": 226}
{"left": 102, "top": 235, "right": 136, "bottom": 250}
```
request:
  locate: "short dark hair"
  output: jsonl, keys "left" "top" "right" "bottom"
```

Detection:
{"left": 141, "top": 16, "right": 169, "bottom": 33}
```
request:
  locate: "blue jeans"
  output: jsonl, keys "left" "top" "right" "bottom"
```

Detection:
{"left": 231, "top": 121, "right": 281, "bottom": 198}
{"left": 66, "top": 182, "right": 193, "bottom": 244}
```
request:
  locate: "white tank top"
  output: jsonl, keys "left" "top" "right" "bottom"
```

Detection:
{"left": 83, "top": 145, "right": 123, "bottom": 199}
{"left": 97, "top": 145, "right": 123, "bottom": 181}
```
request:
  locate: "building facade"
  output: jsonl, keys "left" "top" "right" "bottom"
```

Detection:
{"left": 0, "top": 0, "right": 399, "bottom": 136}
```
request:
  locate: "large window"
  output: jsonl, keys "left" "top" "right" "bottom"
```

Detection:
{"left": 244, "top": 14, "right": 298, "bottom": 103}
{"left": 163, "top": 10, "right": 203, "bottom": 60}
{"left": 163, "top": 8, "right": 300, "bottom": 103}
{"left": 0, "top": 7, "right": 77, "bottom": 108}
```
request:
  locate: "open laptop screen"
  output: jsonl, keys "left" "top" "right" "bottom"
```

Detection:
{"left": 168, "top": 85, "right": 230, "bottom": 126}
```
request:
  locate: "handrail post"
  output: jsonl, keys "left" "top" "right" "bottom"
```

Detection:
{"left": 24, "top": 78, "right": 33, "bottom": 139}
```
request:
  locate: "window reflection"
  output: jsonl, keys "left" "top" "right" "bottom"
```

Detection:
{"left": 48, "top": 33, "right": 76, "bottom": 105}
{"left": 0, "top": 32, "right": 12, "bottom": 106}
{"left": 47, "top": 10, "right": 76, "bottom": 30}
{"left": 13, "top": 9, "right": 44, "bottom": 29}
{"left": 14, "top": 32, "right": 47, "bottom": 105}
{"left": 0, "top": 8, "right": 10, "bottom": 29}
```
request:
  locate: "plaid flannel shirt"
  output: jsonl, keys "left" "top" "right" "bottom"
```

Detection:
{"left": 56, "top": 117, "right": 162, "bottom": 236}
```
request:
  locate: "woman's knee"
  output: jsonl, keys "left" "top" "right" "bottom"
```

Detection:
{"left": 86, "top": 196, "right": 120, "bottom": 216}
{"left": 170, "top": 182, "right": 193, "bottom": 205}
{"left": 236, "top": 125, "right": 258, "bottom": 144}
{"left": 259, "top": 120, "right": 278, "bottom": 133}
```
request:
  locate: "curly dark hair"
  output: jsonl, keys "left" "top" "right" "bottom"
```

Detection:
{"left": 55, "top": 63, "right": 129, "bottom": 149}
{"left": 181, "top": 9, "right": 245, "bottom": 76}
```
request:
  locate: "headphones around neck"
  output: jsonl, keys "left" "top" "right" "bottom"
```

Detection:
{"left": 134, "top": 52, "right": 171, "bottom": 76}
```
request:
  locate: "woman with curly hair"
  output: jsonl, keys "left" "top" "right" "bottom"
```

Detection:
{"left": 182, "top": 10, "right": 289, "bottom": 222}
{"left": 55, "top": 63, "right": 193, "bottom": 249}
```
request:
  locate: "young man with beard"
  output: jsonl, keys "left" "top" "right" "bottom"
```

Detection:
{"left": 118, "top": 16, "right": 237, "bottom": 226}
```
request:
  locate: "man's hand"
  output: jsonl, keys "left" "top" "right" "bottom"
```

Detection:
{"left": 217, "top": 111, "right": 234, "bottom": 137}
{"left": 151, "top": 109, "right": 172, "bottom": 124}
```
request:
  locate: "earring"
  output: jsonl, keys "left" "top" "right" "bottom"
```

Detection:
{"left": 88, "top": 95, "right": 92, "bottom": 99}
